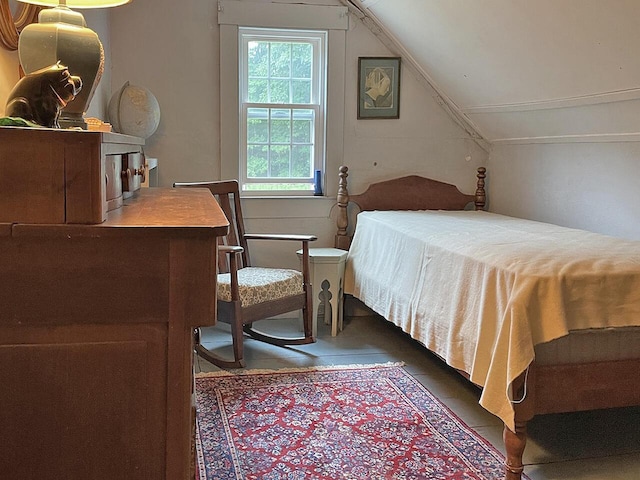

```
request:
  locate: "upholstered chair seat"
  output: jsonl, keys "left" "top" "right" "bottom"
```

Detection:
{"left": 217, "top": 267, "right": 304, "bottom": 307}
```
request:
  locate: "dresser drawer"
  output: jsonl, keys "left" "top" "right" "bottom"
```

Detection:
{"left": 105, "top": 155, "right": 123, "bottom": 212}
{"left": 122, "top": 152, "right": 146, "bottom": 199}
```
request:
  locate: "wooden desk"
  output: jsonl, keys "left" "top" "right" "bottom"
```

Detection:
{"left": 0, "top": 188, "right": 228, "bottom": 480}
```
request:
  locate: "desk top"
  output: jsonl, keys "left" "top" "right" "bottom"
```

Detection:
{"left": 3, "top": 188, "right": 229, "bottom": 239}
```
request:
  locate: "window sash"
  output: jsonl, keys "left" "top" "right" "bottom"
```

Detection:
{"left": 243, "top": 104, "right": 318, "bottom": 179}
{"left": 239, "top": 28, "right": 326, "bottom": 195}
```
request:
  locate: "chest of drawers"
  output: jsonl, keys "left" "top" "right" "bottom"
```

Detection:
{"left": 0, "top": 188, "right": 229, "bottom": 480}
{"left": 0, "top": 126, "right": 144, "bottom": 224}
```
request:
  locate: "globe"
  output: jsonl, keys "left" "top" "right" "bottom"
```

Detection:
{"left": 108, "top": 81, "right": 161, "bottom": 139}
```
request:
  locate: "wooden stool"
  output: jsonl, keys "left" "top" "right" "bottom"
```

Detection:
{"left": 297, "top": 248, "right": 348, "bottom": 336}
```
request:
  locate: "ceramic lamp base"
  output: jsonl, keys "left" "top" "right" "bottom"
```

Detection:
{"left": 18, "top": 6, "right": 104, "bottom": 129}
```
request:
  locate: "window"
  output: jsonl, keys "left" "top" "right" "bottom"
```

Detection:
{"left": 239, "top": 28, "right": 326, "bottom": 195}
{"left": 218, "top": 0, "right": 347, "bottom": 198}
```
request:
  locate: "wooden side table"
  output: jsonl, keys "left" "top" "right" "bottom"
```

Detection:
{"left": 297, "top": 248, "right": 348, "bottom": 337}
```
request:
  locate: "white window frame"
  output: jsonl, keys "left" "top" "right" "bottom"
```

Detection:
{"left": 218, "top": 0, "right": 348, "bottom": 198}
{"left": 239, "top": 28, "right": 326, "bottom": 195}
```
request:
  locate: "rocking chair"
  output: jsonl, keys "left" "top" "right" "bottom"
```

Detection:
{"left": 173, "top": 180, "right": 317, "bottom": 368}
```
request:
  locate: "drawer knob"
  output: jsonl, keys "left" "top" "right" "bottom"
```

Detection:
{"left": 134, "top": 167, "right": 146, "bottom": 183}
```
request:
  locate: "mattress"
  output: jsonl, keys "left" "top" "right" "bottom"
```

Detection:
{"left": 345, "top": 210, "right": 640, "bottom": 429}
{"left": 535, "top": 327, "right": 640, "bottom": 365}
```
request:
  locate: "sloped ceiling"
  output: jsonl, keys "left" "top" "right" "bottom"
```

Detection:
{"left": 350, "top": 0, "right": 640, "bottom": 144}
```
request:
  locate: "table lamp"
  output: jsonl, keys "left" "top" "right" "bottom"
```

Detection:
{"left": 16, "top": 0, "right": 132, "bottom": 129}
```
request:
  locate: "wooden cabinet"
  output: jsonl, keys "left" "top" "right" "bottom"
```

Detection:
{"left": 0, "top": 126, "right": 145, "bottom": 224}
{"left": 0, "top": 186, "right": 228, "bottom": 479}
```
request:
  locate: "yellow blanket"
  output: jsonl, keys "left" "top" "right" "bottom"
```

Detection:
{"left": 345, "top": 210, "right": 640, "bottom": 430}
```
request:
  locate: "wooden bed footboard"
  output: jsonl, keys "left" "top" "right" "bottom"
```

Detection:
{"left": 505, "top": 358, "right": 640, "bottom": 479}
{"left": 335, "top": 165, "right": 486, "bottom": 250}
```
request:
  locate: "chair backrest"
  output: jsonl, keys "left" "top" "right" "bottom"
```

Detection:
{"left": 173, "top": 180, "right": 251, "bottom": 273}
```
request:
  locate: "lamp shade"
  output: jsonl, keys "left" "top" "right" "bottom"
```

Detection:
{"left": 17, "top": 1, "right": 132, "bottom": 8}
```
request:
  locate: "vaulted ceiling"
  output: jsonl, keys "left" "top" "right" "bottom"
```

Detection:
{"left": 347, "top": 0, "right": 640, "bottom": 145}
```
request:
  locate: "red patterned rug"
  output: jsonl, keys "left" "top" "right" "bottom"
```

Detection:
{"left": 195, "top": 363, "right": 518, "bottom": 480}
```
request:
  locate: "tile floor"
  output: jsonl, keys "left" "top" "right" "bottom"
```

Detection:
{"left": 196, "top": 305, "right": 640, "bottom": 480}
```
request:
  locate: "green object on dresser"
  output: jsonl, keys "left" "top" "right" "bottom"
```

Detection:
{"left": 0, "top": 116, "right": 42, "bottom": 128}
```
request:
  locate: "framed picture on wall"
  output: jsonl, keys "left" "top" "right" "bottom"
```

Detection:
{"left": 357, "top": 57, "right": 401, "bottom": 119}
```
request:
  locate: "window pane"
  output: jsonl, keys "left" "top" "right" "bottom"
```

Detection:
{"left": 292, "top": 43, "right": 312, "bottom": 78}
{"left": 292, "top": 79, "right": 311, "bottom": 103}
{"left": 292, "top": 109, "right": 313, "bottom": 143}
{"left": 248, "top": 78, "right": 268, "bottom": 103}
{"left": 247, "top": 145, "right": 268, "bottom": 178}
{"left": 269, "top": 79, "right": 290, "bottom": 103}
{"left": 270, "top": 145, "right": 291, "bottom": 177}
{"left": 292, "top": 145, "right": 312, "bottom": 178}
{"left": 270, "top": 43, "right": 291, "bottom": 77}
{"left": 248, "top": 41, "right": 269, "bottom": 77}
{"left": 247, "top": 108, "right": 269, "bottom": 143}
{"left": 270, "top": 109, "right": 291, "bottom": 143}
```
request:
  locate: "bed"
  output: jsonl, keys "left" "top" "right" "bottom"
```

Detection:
{"left": 334, "top": 165, "right": 640, "bottom": 480}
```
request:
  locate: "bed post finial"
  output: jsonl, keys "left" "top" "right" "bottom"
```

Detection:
{"left": 475, "top": 167, "right": 486, "bottom": 211}
{"left": 335, "top": 166, "right": 350, "bottom": 250}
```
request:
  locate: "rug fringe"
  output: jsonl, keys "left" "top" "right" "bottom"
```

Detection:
{"left": 195, "top": 361, "right": 405, "bottom": 378}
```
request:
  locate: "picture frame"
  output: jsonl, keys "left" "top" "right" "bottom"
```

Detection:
{"left": 357, "top": 56, "right": 401, "bottom": 119}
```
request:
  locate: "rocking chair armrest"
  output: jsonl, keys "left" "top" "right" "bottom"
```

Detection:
{"left": 218, "top": 245, "right": 242, "bottom": 299}
{"left": 219, "top": 245, "right": 244, "bottom": 256}
{"left": 244, "top": 233, "right": 317, "bottom": 242}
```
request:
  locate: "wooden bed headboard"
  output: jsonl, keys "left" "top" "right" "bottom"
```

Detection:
{"left": 335, "top": 166, "right": 486, "bottom": 250}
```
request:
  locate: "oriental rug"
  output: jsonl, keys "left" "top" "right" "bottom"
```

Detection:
{"left": 194, "top": 363, "right": 517, "bottom": 480}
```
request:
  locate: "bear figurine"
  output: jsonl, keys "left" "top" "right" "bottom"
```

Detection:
{"left": 5, "top": 62, "right": 82, "bottom": 129}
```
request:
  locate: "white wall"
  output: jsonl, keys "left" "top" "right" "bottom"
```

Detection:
{"left": 489, "top": 143, "right": 640, "bottom": 240}
{"left": 109, "top": 0, "right": 486, "bottom": 268}
{"left": 109, "top": 0, "right": 220, "bottom": 185}
{"left": 362, "top": 0, "right": 640, "bottom": 142}
{"left": 356, "top": 0, "right": 640, "bottom": 242}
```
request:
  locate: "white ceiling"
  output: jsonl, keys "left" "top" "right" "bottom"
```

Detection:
{"left": 352, "top": 0, "right": 640, "bottom": 144}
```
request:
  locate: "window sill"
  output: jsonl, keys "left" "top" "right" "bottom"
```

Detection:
{"left": 242, "top": 195, "right": 333, "bottom": 200}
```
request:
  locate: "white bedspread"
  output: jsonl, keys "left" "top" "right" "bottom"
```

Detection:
{"left": 344, "top": 210, "right": 640, "bottom": 430}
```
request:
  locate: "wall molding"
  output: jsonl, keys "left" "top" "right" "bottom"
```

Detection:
{"left": 492, "top": 132, "right": 640, "bottom": 145}
{"left": 463, "top": 88, "right": 640, "bottom": 115}
{"left": 218, "top": 0, "right": 348, "bottom": 29}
